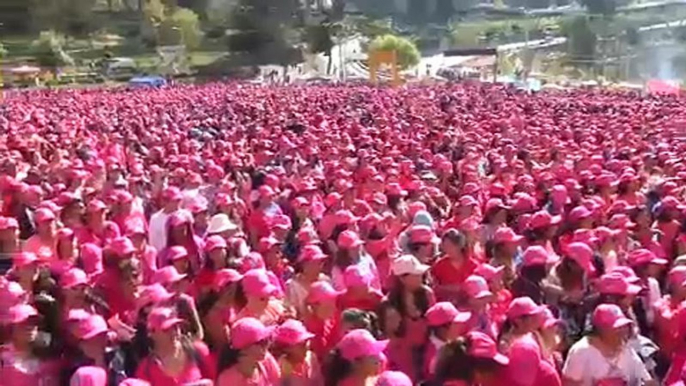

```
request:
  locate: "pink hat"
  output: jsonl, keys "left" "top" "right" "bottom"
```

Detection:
{"left": 595, "top": 226, "right": 621, "bottom": 243}
{"left": 0, "top": 216, "right": 19, "bottom": 230}
{"left": 592, "top": 304, "right": 633, "bottom": 330}
{"left": 213, "top": 269, "right": 243, "bottom": 291}
{"left": 270, "top": 215, "right": 292, "bottom": 231}
{"left": 35, "top": 208, "right": 56, "bottom": 223}
{"left": 337, "top": 329, "right": 389, "bottom": 361}
{"left": 60, "top": 268, "right": 89, "bottom": 289}
{"left": 13, "top": 252, "right": 38, "bottom": 268}
{"left": 6, "top": 304, "right": 38, "bottom": 324}
{"left": 521, "top": 246, "right": 554, "bottom": 267}
{"left": 426, "top": 302, "right": 472, "bottom": 327}
{"left": 668, "top": 266, "right": 686, "bottom": 287}
{"left": 474, "top": 264, "right": 505, "bottom": 281}
{"left": 66, "top": 309, "right": 92, "bottom": 323}
{"left": 146, "top": 307, "right": 184, "bottom": 332}
{"left": 569, "top": 206, "right": 593, "bottom": 222}
{"left": 459, "top": 195, "right": 478, "bottom": 207}
{"left": 0, "top": 280, "right": 26, "bottom": 308}
{"left": 298, "top": 245, "right": 328, "bottom": 263}
{"left": 338, "top": 230, "right": 364, "bottom": 249}
{"left": 242, "top": 269, "right": 278, "bottom": 298}
{"left": 107, "top": 237, "right": 136, "bottom": 256}
{"left": 75, "top": 314, "right": 109, "bottom": 340}
{"left": 231, "top": 317, "right": 273, "bottom": 349}
{"left": 136, "top": 284, "right": 174, "bottom": 310}
{"left": 70, "top": 366, "right": 107, "bottom": 386}
{"left": 485, "top": 198, "right": 510, "bottom": 213}
{"left": 80, "top": 244, "right": 103, "bottom": 275}
{"left": 335, "top": 210, "right": 359, "bottom": 226}
{"left": 565, "top": 242, "right": 596, "bottom": 275}
{"left": 376, "top": 371, "right": 412, "bottom": 386}
{"left": 609, "top": 266, "right": 640, "bottom": 283}
{"left": 204, "top": 235, "right": 227, "bottom": 252}
{"left": 464, "top": 275, "right": 493, "bottom": 299}
{"left": 86, "top": 199, "right": 107, "bottom": 213}
{"left": 274, "top": 319, "right": 315, "bottom": 345}
{"left": 540, "top": 307, "right": 562, "bottom": 330}
{"left": 511, "top": 194, "right": 537, "bottom": 212}
{"left": 598, "top": 273, "right": 641, "bottom": 296}
{"left": 167, "top": 246, "right": 189, "bottom": 262}
{"left": 344, "top": 265, "right": 372, "bottom": 288}
{"left": 628, "top": 248, "right": 668, "bottom": 267}
{"left": 162, "top": 187, "right": 183, "bottom": 201}
{"left": 466, "top": 331, "right": 509, "bottom": 365}
{"left": 153, "top": 266, "right": 187, "bottom": 285}
{"left": 258, "top": 236, "right": 282, "bottom": 253}
{"left": 409, "top": 225, "right": 440, "bottom": 244}
{"left": 529, "top": 211, "right": 562, "bottom": 229}
{"left": 493, "top": 227, "right": 523, "bottom": 244}
{"left": 306, "top": 281, "right": 340, "bottom": 304}
{"left": 572, "top": 229, "right": 599, "bottom": 246}
{"left": 507, "top": 297, "right": 546, "bottom": 320}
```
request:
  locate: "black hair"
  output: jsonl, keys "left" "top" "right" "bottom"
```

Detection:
{"left": 433, "top": 337, "right": 502, "bottom": 384}
{"left": 520, "top": 264, "right": 548, "bottom": 284}
{"left": 524, "top": 227, "right": 548, "bottom": 243}
{"left": 387, "top": 195, "right": 402, "bottom": 213}
{"left": 442, "top": 229, "right": 468, "bottom": 253}
{"left": 341, "top": 308, "right": 380, "bottom": 337}
{"left": 323, "top": 348, "right": 353, "bottom": 386}
{"left": 216, "top": 345, "right": 242, "bottom": 375}
{"left": 556, "top": 257, "right": 584, "bottom": 291}
{"left": 386, "top": 276, "right": 431, "bottom": 338}
{"left": 334, "top": 248, "right": 356, "bottom": 270}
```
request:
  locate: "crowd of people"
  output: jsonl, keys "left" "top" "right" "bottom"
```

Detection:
{"left": 0, "top": 82, "right": 684, "bottom": 386}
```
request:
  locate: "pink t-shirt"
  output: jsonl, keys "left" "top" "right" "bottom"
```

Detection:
{"left": 0, "top": 346, "right": 61, "bottom": 386}
{"left": 135, "top": 342, "right": 214, "bottom": 386}
{"left": 23, "top": 236, "right": 55, "bottom": 262}
{"left": 505, "top": 333, "right": 556, "bottom": 386}
{"left": 216, "top": 352, "right": 281, "bottom": 386}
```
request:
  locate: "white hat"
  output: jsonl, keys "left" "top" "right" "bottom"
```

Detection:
{"left": 391, "top": 255, "right": 430, "bottom": 276}
{"left": 207, "top": 214, "right": 238, "bottom": 234}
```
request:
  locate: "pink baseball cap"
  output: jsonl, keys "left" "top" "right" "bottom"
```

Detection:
{"left": 485, "top": 198, "right": 510, "bottom": 213}
{"left": 668, "top": 266, "right": 686, "bottom": 287}
{"left": 274, "top": 319, "right": 315, "bottom": 346}
{"left": 474, "top": 264, "right": 505, "bottom": 280}
{"left": 595, "top": 226, "right": 621, "bottom": 243}
{"left": 628, "top": 248, "right": 668, "bottom": 267}
{"left": 107, "top": 237, "right": 136, "bottom": 256}
{"left": 376, "top": 371, "right": 412, "bottom": 386}
{"left": 463, "top": 275, "right": 493, "bottom": 299}
{"left": 86, "top": 199, "right": 107, "bottom": 213}
{"left": 162, "top": 187, "right": 183, "bottom": 201}
{"left": 34, "top": 208, "right": 56, "bottom": 223}
{"left": 231, "top": 317, "right": 273, "bottom": 349}
{"left": 13, "top": 252, "right": 38, "bottom": 268}
{"left": 242, "top": 269, "right": 278, "bottom": 298}
{"left": 270, "top": 215, "right": 292, "bottom": 231}
{"left": 565, "top": 242, "right": 596, "bottom": 275}
{"left": 338, "top": 230, "right": 364, "bottom": 249}
{"left": 569, "top": 206, "right": 593, "bottom": 222}
{"left": 306, "top": 281, "right": 340, "bottom": 304}
{"left": 258, "top": 236, "right": 282, "bottom": 253}
{"left": 466, "top": 331, "right": 509, "bottom": 365}
{"left": 528, "top": 211, "right": 561, "bottom": 229}
{"left": 153, "top": 266, "right": 187, "bottom": 285}
{"left": 204, "top": 235, "right": 227, "bottom": 252}
{"left": 0, "top": 216, "right": 19, "bottom": 231}
{"left": 592, "top": 304, "right": 633, "bottom": 330}
{"left": 167, "top": 246, "right": 189, "bottom": 262}
{"left": 572, "top": 229, "right": 599, "bottom": 246}
{"left": 344, "top": 265, "right": 372, "bottom": 288}
{"left": 521, "top": 246, "right": 554, "bottom": 267}
{"left": 70, "top": 366, "right": 107, "bottom": 386}
{"left": 540, "top": 307, "right": 562, "bottom": 330}
{"left": 213, "top": 269, "right": 243, "bottom": 291}
{"left": 507, "top": 297, "right": 546, "bottom": 320}
{"left": 60, "top": 268, "right": 89, "bottom": 289}
{"left": 337, "top": 329, "right": 389, "bottom": 361}
{"left": 609, "top": 266, "right": 640, "bottom": 283}
{"left": 75, "top": 314, "right": 109, "bottom": 340}
{"left": 426, "top": 302, "right": 472, "bottom": 327}
{"left": 136, "top": 284, "right": 174, "bottom": 310}
{"left": 459, "top": 195, "right": 479, "bottom": 207}
{"left": 146, "top": 307, "right": 185, "bottom": 332}
{"left": 493, "top": 227, "right": 523, "bottom": 244}
{"left": 597, "top": 273, "right": 641, "bottom": 296}
{"left": 6, "top": 304, "right": 39, "bottom": 324}
{"left": 119, "top": 379, "right": 151, "bottom": 386}
{"left": 298, "top": 245, "right": 328, "bottom": 263}
{"left": 409, "top": 225, "right": 440, "bottom": 244}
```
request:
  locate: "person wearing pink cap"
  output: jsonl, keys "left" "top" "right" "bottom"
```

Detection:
{"left": 216, "top": 317, "right": 281, "bottom": 386}
{"left": 424, "top": 302, "right": 472, "bottom": 377}
{"left": 193, "top": 235, "right": 230, "bottom": 298}
{"left": 431, "top": 331, "right": 509, "bottom": 386}
{"left": 9, "top": 251, "right": 40, "bottom": 297}
{"left": 499, "top": 297, "right": 559, "bottom": 386}
{"left": 0, "top": 216, "right": 20, "bottom": 272}
{"left": 284, "top": 245, "right": 330, "bottom": 317}
{"left": 148, "top": 187, "right": 184, "bottom": 252}
{"left": 247, "top": 184, "right": 283, "bottom": 246}
{"left": 69, "top": 366, "right": 107, "bottom": 386}
{"left": 23, "top": 207, "right": 57, "bottom": 261}
{"left": 511, "top": 246, "right": 555, "bottom": 304}
{"left": 627, "top": 248, "right": 666, "bottom": 336}
{"left": 337, "top": 265, "right": 383, "bottom": 313}
{"left": 535, "top": 307, "right": 564, "bottom": 376}
{"left": 258, "top": 235, "right": 293, "bottom": 288}
{"left": 630, "top": 205, "right": 667, "bottom": 261}
{"left": 375, "top": 370, "right": 412, "bottom": 386}
{"left": 323, "top": 329, "right": 387, "bottom": 386}
{"left": 199, "top": 267, "right": 244, "bottom": 349}
{"left": 79, "top": 199, "right": 121, "bottom": 247}
{"left": 125, "top": 220, "right": 158, "bottom": 285}
{"left": 383, "top": 254, "right": 435, "bottom": 381}
{"left": 653, "top": 266, "right": 686, "bottom": 375}
{"left": 330, "top": 230, "right": 380, "bottom": 292}
{"left": 595, "top": 226, "right": 621, "bottom": 272}
{"left": 52, "top": 227, "right": 78, "bottom": 275}
{"left": 135, "top": 307, "right": 214, "bottom": 386}
{"left": 563, "top": 304, "right": 655, "bottom": 386}
{"left": 159, "top": 212, "right": 202, "bottom": 273}
{"left": 432, "top": 229, "right": 478, "bottom": 302}
{"left": 300, "top": 280, "right": 340, "bottom": 362}
{"left": 481, "top": 199, "right": 510, "bottom": 246}
{"left": 271, "top": 319, "right": 322, "bottom": 385}
{"left": 234, "top": 269, "right": 287, "bottom": 326}
{"left": 490, "top": 227, "right": 524, "bottom": 286}
{"left": 475, "top": 263, "right": 511, "bottom": 328}
{"left": 0, "top": 304, "right": 61, "bottom": 386}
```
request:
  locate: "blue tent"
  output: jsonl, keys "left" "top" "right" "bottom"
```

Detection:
{"left": 128, "top": 76, "right": 167, "bottom": 88}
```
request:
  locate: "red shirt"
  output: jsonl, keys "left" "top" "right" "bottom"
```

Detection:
{"left": 303, "top": 314, "right": 337, "bottom": 361}
{"left": 337, "top": 290, "right": 383, "bottom": 313}
{"left": 430, "top": 256, "right": 478, "bottom": 286}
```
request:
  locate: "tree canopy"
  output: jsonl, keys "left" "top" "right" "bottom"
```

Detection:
{"left": 368, "top": 34, "right": 421, "bottom": 70}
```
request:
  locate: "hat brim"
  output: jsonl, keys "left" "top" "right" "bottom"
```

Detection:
{"left": 453, "top": 311, "right": 473, "bottom": 324}
{"left": 160, "top": 317, "right": 185, "bottom": 331}
{"left": 81, "top": 327, "right": 109, "bottom": 341}
{"left": 625, "top": 284, "right": 642, "bottom": 295}
{"left": 611, "top": 318, "right": 634, "bottom": 329}
{"left": 492, "top": 352, "right": 510, "bottom": 365}
{"left": 550, "top": 215, "right": 562, "bottom": 225}
{"left": 650, "top": 258, "right": 669, "bottom": 266}
{"left": 471, "top": 290, "right": 494, "bottom": 300}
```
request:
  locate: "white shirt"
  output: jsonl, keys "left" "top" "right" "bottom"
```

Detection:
{"left": 562, "top": 336, "right": 651, "bottom": 386}
{"left": 148, "top": 210, "right": 173, "bottom": 252}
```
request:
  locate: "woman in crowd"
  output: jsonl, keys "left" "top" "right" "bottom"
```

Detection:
{"left": 323, "top": 329, "right": 387, "bottom": 386}
{"left": 431, "top": 331, "right": 509, "bottom": 386}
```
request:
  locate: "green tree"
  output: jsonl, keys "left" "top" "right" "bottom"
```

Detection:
{"left": 166, "top": 8, "right": 203, "bottom": 49}
{"left": 30, "top": 0, "right": 97, "bottom": 36}
{"left": 368, "top": 34, "right": 420, "bottom": 70}
{"left": 31, "top": 30, "right": 75, "bottom": 68}
{"left": 562, "top": 16, "right": 597, "bottom": 68}
{"left": 581, "top": 0, "right": 616, "bottom": 17}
